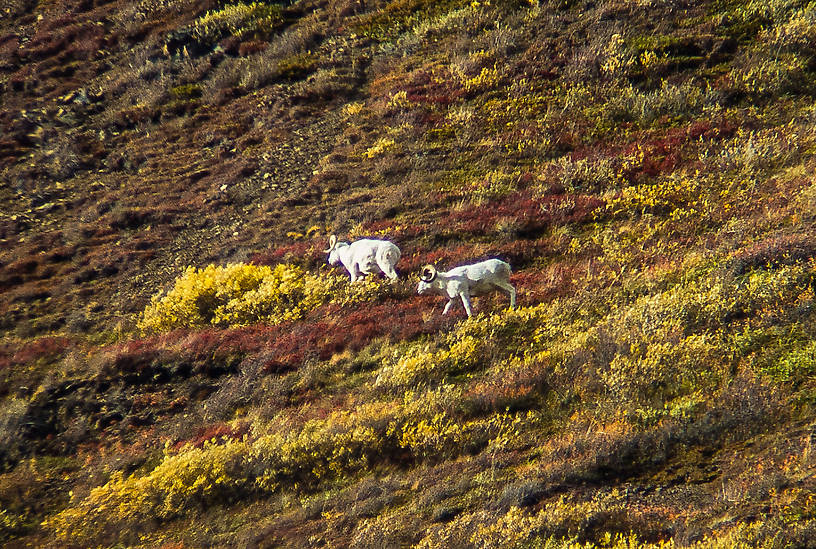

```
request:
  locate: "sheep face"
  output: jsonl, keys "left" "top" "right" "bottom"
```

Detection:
{"left": 417, "top": 264, "right": 439, "bottom": 295}
{"left": 326, "top": 243, "right": 348, "bottom": 266}
{"left": 416, "top": 279, "right": 435, "bottom": 295}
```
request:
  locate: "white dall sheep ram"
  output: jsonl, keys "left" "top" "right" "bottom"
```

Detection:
{"left": 325, "top": 235, "right": 401, "bottom": 282}
{"left": 416, "top": 259, "right": 516, "bottom": 317}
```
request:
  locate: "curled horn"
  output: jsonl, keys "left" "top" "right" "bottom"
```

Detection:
{"left": 420, "top": 264, "right": 437, "bottom": 283}
{"left": 324, "top": 234, "right": 338, "bottom": 253}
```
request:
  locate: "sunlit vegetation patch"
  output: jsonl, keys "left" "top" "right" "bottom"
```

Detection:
{"left": 192, "top": 2, "right": 284, "bottom": 45}
{"left": 428, "top": 508, "right": 772, "bottom": 548}
{"left": 44, "top": 250, "right": 816, "bottom": 542}
{"left": 138, "top": 263, "right": 401, "bottom": 333}
{"left": 356, "top": 0, "right": 473, "bottom": 42}
{"left": 43, "top": 384, "right": 536, "bottom": 543}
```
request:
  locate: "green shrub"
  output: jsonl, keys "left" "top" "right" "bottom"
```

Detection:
{"left": 552, "top": 156, "right": 616, "bottom": 194}
{"left": 169, "top": 84, "right": 202, "bottom": 100}
{"left": 0, "top": 508, "right": 24, "bottom": 543}
{"left": 760, "top": 5, "right": 816, "bottom": 53}
{"left": 764, "top": 340, "right": 816, "bottom": 382}
{"left": 600, "top": 33, "right": 637, "bottom": 80}
{"left": 424, "top": 502, "right": 768, "bottom": 548}
{"left": 606, "top": 80, "right": 722, "bottom": 127}
{"left": 277, "top": 52, "right": 317, "bottom": 80}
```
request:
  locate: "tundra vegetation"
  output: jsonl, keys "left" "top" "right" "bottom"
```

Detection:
{"left": 2, "top": 0, "right": 816, "bottom": 547}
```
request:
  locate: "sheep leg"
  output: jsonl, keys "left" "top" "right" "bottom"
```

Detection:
{"left": 442, "top": 299, "right": 455, "bottom": 315}
{"left": 460, "top": 294, "right": 473, "bottom": 317}
{"left": 494, "top": 281, "right": 516, "bottom": 309}
{"left": 349, "top": 264, "right": 362, "bottom": 282}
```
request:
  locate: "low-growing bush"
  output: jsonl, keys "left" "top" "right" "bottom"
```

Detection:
{"left": 605, "top": 169, "right": 732, "bottom": 221}
{"left": 39, "top": 401, "right": 394, "bottom": 541}
{"left": 138, "top": 263, "right": 401, "bottom": 333}
{"left": 138, "top": 263, "right": 295, "bottom": 332}
{"left": 356, "top": 0, "right": 471, "bottom": 42}
{"left": 43, "top": 438, "right": 254, "bottom": 543}
{"left": 728, "top": 52, "right": 811, "bottom": 98}
{"left": 713, "top": 127, "right": 808, "bottom": 175}
{"left": 375, "top": 304, "right": 557, "bottom": 393}
{"left": 192, "top": 2, "right": 283, "bottom": 45}
{"left": 551, "top": 155, "right": 616, "bottom": 194}
{"left": 761, "top": 340, "right": 816, "bottom": 383}
{"left": 43, "top": 378, "right": 544, "bottom": 544}
{"left": 728, "top": 234, "right": 816, "bottom": 276}
{"left": 464, "top": 357, "right": 549, "bottom": 414}
{"left": 606, "top": 80, "right": 723, "bottom": 128}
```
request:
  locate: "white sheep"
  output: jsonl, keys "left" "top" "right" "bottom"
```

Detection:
{"left": 416, "top": 259, "right": 516, "bottom": 317}
{"left": 325, "top": 234, "right": 401, "bottom": 282}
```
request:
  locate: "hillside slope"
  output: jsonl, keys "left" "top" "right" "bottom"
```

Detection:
{"left": 2, "top": 0, "right": 816, "bottom": 546}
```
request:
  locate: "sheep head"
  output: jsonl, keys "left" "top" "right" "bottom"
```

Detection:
{"left": 416, "top": 264, "right": 437, "bottom": 294}
{"left": 325, "top": 235, "right": 348, "bottom": 266}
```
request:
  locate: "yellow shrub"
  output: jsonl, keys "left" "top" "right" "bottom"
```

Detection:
{"left": 215, "top": 264, "right": 330, "bottom": 326}
{"left": 398, "top": 412, "right": 464, "bottom": 458}
{"left": 606, "top": 172, "right": 703, "bottom": 218}
{"left": 0, "top": 508, "right": 22, "bottom": 541}
{"left": 374, "top": 335, "right": 482, "bottom": 390}
{"left": 762, "top": 8, "right": 816, "bottom": 52}
{"left": 601, "top": 33, "right": 636, "bottom": 79}
{"left": 396, "top": 384, "right": 531, "bottom": 459}
{"left": 351, "top": 511, "right": 420, "bottom": 549}
{"left": 343, "top": 101, "right": 365, "bottom": 116}
{"left": 138, "top": 263, "right": 321, "bottom": 332}
{"left": 431, "top": 505, "right": 765, "bottom": 549}
{"left": 364, "top": 137, "right": 397, "bottom": 159}
{"left": 138, "top": 263, "right": 396, "bottom": 333}
{"left": 376, "top": 344, "right": 440, "bottom": 389}
{"left": 331, "top": 275, "right": 399, "bottom": 307}
{"left": 46, "top": 402, "right": 398, "bottom": 541}
{"left": 45, "top": 376, "right": 545, "bottom": 544}
{"left": 375, "top": 305, "right": 553, "bottom": 390}
{"left": 714, "top": 128, "right": 806, "bottom": 174}
{"left": 253, "top": 401, "right": 397, "bottom": 490}
{"left": 387, "top": 90, "right": 412, "bottom": 110}
{"left": 470, "top": 169, "right": 523, "bottom": 202}
{"left": 44, "top": 439, "right": 252, "bottom": 542}
{"left": 729, "top": 53, "right": 808, "bottom": 97}
{"left": 470, "top": 506, "right": 539, "bottom": 548}
{"left": 137, "top": 263, "right": 267, "bottom": 332}
{"left": 416, "top": 510, "right": 491, "bottom": 549}
{"left": 455, "top": 63, "right": 502, "bottom": 93}
{"left": 600, "top": 335, "right": 723, "bottom": 405}
{"left": 193, "top": 2, "right": 282, "bottom": 42}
